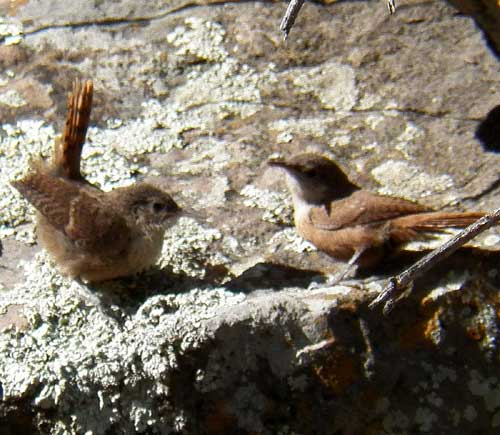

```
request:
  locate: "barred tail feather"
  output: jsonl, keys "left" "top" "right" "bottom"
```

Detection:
{"left": 53, "top": 80, "right": 93, "bottom": 180}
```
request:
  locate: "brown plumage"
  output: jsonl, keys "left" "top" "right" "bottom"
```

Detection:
{"left": 269, "top": 154, "right": 484, "bottom": 270}
{"left": 11, "top": 80, "right": 181, "bottom": 282}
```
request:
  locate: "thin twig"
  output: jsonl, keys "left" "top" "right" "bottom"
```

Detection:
{"left": 386, "top": 0, "right": 396, "bottom": 14}
{"left": 369, "top": 207, "right": 500, "bottom": 314}
{"left": 280, "top": 0, "right": 305, "bottom": 40}
{"left": 279, "top": 0, "right": 397, "bottom": 40}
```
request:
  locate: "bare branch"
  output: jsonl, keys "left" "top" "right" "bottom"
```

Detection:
{"left": 387, "top": 0, "right": 396, "bottom": 14}
{"left": 280, "top": 0, "right": 397, "bottom": 40}
{"left": 370, "top": 207, "right": 500, "bottom": 314}
{"left": 280, "top": 0, "right": 305, "bottom": 40}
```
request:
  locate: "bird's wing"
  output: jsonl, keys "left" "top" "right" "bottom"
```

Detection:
{"left": 308, "top": 190, "right": 431, "bottom": 230}
{"left": 65, "top": 191, "right": 130, "bottom": 253}
{"left": 12, "top": 171, "right": 81, "bottom": 230}
{"left": 12, "top": 172, "right": 129, "bottom": 253}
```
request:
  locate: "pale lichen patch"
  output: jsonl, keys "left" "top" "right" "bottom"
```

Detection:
{"left": 167, "top": 18, "right": 228, "bottom": 63}
{"left": 171, "top": 58, "right": 263, "bottom": 112}
{"left": 0, "top": 16, "right": 24, "bottom": 45}
{"left": 371, "top": 160, "right": 456, "bottom": 201}
{"left": 240, "top": 184, "right": 293, "bottom": 225}
{"left": 0, "top": 251, "right": 245, "bottom": 433}
{"left": 393, "top": 122, "right": 425, "bottom": 158}
{"left": 160, "top": 217, "right": 231, "bottom": 278}
{"left": 364, "top": 113, "right": 386, "bottom": 130}
{"left": 80, "top": 138, "right": 152, "bottom": 191}
{"left": 0, "top": 88, "right": 26, "bottom": 107}
{"left": 166, "top": 18, "right": 270, "bottom": 119}
{"left": 288, "top": 61, "right": 358, "bottom": 112}
{"left": 269, "top": 117, "right": 332, "bottom": 139}
{"left": 86, "top": 109, "right": 180, "bottom": 160}
{"left": 0, "top": 120, "right": 55, "bottom": 241}
{"left": 329, "top": 132, "right": 352, "bottom": 148}
{"left": 268, "top": 228, "right": 316, "bottom": 254}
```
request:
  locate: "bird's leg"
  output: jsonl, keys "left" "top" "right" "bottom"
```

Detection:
{"left": 308, "top": 249, "right": 364, "bottom": 289}
{"left": 327, "top": 249, "right": 364, "bottom": 284}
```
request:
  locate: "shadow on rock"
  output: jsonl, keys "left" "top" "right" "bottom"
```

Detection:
{"left": 225, "top": 262, "right": 325, "bottom": 293}
{"left": 476, "top": 104, "right": 500, "bottom": 152}
{"left": 358, "top": 246, "right": 500, "bottom": 282}
{"left": 83, "top": 266, "right": 212, "bottom": 318}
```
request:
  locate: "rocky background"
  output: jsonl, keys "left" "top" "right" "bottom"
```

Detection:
{"left": 0, "top": 0, "right": 500, "bottom": 433}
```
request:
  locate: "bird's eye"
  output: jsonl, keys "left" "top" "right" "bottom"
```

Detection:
{"left": 153, "top": 202, "right": 164, "bottom": 213}
{"left": 306, "top": 169, "right": 317, "bottom": 178}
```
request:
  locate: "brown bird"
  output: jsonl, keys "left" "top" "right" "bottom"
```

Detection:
{"left": 11, "top": 80, "right": 181, "bottom": 282}
{"left": 269, "top": 154, "right": 484, "bottom": 280}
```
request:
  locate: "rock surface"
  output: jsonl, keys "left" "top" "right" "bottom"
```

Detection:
{"left": 0, "top": 0, "right": 499, "bottom": 434}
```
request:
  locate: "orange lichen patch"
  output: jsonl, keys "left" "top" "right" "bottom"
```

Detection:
{"left": 487, "top": 288, "right": 500, "bottom": 304}
{"left": 466, "top": 323, "right": 486, "bottom": 341}
{"left": 420, "top": 294, "right": 438, "bottom": 311}
{"left": 337, "top": 301, "right": 358, "bottom": 313}
{"left": 204, "top": 399, "right": 237, "bottom": 434}
{"left": 399, "top": 307, "right": 443, "bottom": 349}
{"left": 313, "top": 351, "right": 360, "bottom": 394}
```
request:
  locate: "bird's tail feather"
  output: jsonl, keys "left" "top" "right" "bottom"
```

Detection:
{"left": 390, "top": 211, "right": 485, "bottom": 243}
{"left": 52, "top": 80, "right": 93, "bottom": 180}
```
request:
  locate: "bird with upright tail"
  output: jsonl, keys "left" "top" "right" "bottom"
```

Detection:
{"left": 11, "top": 80, "right": 181, "bottom": 282}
